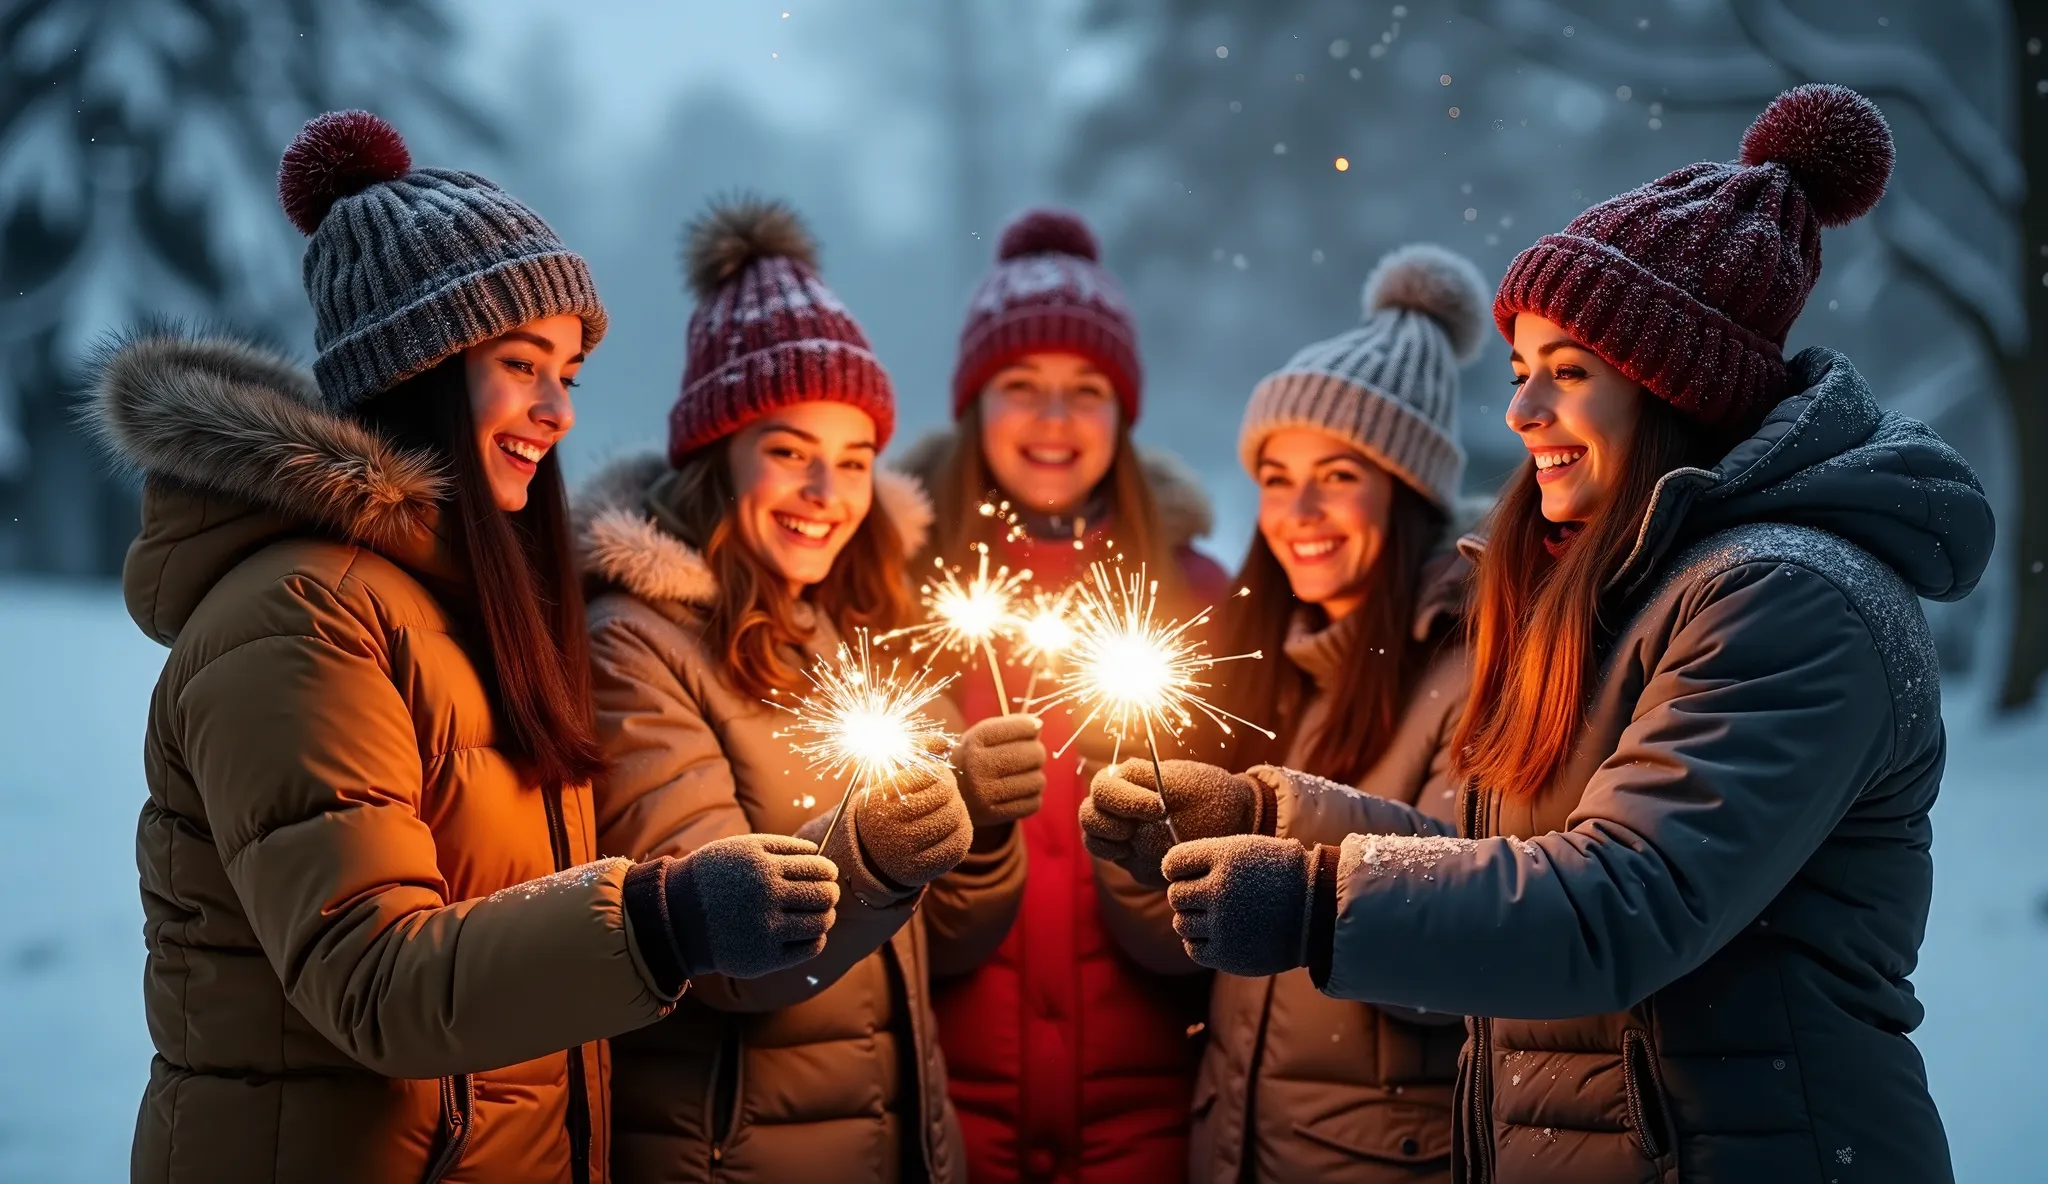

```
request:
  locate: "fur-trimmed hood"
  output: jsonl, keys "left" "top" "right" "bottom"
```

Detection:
{"left": 85, "top": 332, "right": 447, "bottom": 643}
{"left": 888, "top": 426, "right": 1215, "bottom": 550}
{"left": 573, "top": 449, "right": 935, "bottom": 605}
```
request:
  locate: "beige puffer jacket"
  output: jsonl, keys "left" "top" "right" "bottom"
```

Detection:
{"left": 579, "top": 453, "right": 1025, "bottom": 1184}
{"left": 91, "top": 335, "right": 675, "bottom": 1184}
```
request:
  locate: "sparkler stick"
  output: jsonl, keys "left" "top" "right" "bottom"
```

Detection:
{"left": 1028, "top": 561, "right": 1273, "bottom": 843}
{"left": 769, "top": 629, "right": 957, "bottom": 854}
{"left": 879, "top": 544, "right": 1030, "bottom": 711}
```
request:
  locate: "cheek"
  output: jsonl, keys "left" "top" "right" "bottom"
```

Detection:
{"left": 978, "top": 401, "right": 1025, "bottom": 455}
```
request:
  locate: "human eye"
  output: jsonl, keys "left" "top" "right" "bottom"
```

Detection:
{"left": 500, "top": 357, "right": 536, "bottom": 376}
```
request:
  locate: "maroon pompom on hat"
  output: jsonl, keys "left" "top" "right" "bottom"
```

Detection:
{"left": 669, "top": 199, "right": 895, "bottom": 463}
{"left": 952, "top": 207, "right": 1143, "bottom": 423}
{"left": 1493, "top": 83, "right": 1894, "bottom": 427}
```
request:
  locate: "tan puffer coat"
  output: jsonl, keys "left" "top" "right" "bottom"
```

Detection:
{"left": 579, "top": 453, "right": 1025, "bottom": 1184}
{"left": 90, "top": 335, "right": 675, "bottom": 1184}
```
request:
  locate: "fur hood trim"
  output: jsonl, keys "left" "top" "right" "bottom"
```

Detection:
{"left": 83, "top": 332, "right": 445, "bottom": 553}
{"left": 574, "top": 449, "right": 935, "bottom": 605}
{"left": 889, "top": 426, "right": 1215, "bottom": 549}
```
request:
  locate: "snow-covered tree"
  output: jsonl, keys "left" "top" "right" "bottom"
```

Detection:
{"left": 0, "top": 0, "right": 491, "bottom": 575}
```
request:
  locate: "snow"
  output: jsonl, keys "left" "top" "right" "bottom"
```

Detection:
{"left": 1, "top": 577, "right": 2042, "bottom": 1181}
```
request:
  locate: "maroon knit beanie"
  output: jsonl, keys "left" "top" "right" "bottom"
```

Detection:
{"left": 669, "top": 199, "right": 894, "bottom": 463}
{"left": 1494, "top": 84, "right": 1894, "bottom": 427}
{"left": 952, "top": 207, "right": 1143, "bottom": 423}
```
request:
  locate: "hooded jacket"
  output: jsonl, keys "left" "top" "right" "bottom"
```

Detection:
{"left": 578, "top": 452, "right": 1024, "bottom": 1184}
{"left": 90, "top": 335, "right": 673, "bottom": 1184}
{"left": 1301, "top": 348, "right": 1991, "bottom": 1182}
{"left": 894, "top": 428, "right": 1231, "bottom": 1184}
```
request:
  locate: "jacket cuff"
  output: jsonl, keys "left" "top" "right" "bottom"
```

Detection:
{"left": 1251, "top": 774, "right": 1278, "bottom": 837}
{"left": 1305, "top": 844, "right": 1340, "bottom": 989}
{"left": 622, "top": 858, "right": 690, "bottom": 999}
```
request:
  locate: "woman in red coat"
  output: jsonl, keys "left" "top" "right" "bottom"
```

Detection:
{"left": 895, "top": 208, "right": 1229, "bottom": 1183}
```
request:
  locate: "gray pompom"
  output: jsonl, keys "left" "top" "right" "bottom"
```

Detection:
{"left": 1360, "top": 243, "right": 1491, "bottom": 364}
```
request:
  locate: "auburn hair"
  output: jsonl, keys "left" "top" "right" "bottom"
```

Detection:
{"left": 658, "top": 437, "right": 914, "bottom": 701}
{"left": 922, "top": 400, "right": 1194, "bottom": 611}
{"left": 1451, "top": 395, "right": 1732, "bottom": 798}
{"left": 356, "top": 357, "right": 604, "bottom": 791}
{"left": 1213, "top": 478, "right": 1447, "bottom": 784}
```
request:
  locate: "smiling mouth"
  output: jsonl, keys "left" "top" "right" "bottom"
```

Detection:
{"left": 1286, "top": 538, "right": 1344, "bottom": 562}
{"left": 1020, "top": 446, "right": 1079, "bottom": 467}
{"left": 1532, "top": 447, "right": 1586, "bottom": 480}
{"left": 773, "top": 512, "right": 836, "bottom": 543}
{"left": 495, "top": 435, "right": 547, "bottom": 469}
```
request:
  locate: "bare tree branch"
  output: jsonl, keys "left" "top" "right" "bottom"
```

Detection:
{"left": 1882, "top": 190, "right": 2029, "bottom": 354}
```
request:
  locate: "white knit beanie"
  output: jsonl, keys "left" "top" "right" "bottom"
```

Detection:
{"left": 1238, "top": 243, "right": 1489, "bottom": 508}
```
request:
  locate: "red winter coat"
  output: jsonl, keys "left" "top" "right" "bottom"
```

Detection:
{"left": 898, "top": 435, "right": 1232, "bottom": 1184}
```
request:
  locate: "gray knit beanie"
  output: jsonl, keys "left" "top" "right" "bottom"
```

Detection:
{"left": 1238, "top": 243, "right": 1489, "bottom": 508}
{"left": 278, "top": 110, "right": 607, "bottom": 410}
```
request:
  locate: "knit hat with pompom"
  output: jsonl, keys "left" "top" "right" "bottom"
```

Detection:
{"left": 952, "top": 207, "right": 1143, "bottom": 423}
{"left": 669, "top": 198, "right": 894, "bottom": 462}
{"left": 1494, "top": 83, "right": 1894, "bottom": 427}
{"left": 278, "top": 109, "right": 606, "bottom": 410}
{"left": 1238, "top": 243, "right": 1489, "bottom": 509}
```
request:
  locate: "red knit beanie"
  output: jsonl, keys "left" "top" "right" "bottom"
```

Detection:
{"left": 669, "top": 199, "right": 894, "bottom": 463}
{"left": 1494, "top": 84, "right": 1894, "bottom": 427}
{"left": 952, "top": 207, "right": 1143, "bottom": 423}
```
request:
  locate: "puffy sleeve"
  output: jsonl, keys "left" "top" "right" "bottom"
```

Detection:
{"left": 182, "top": 576, "right": 667, "bottom": 1080}
{"left": 1318, "top": 560, "right": 1899, "bottom": 1018}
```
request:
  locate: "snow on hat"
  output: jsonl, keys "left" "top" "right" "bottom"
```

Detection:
{"left": 668, "top": 198, "right": 895, "bottom": 462}
{"left": 952, "top": 207, "right": 1143, "bottom": 423}
{"left": 279, "top": 109, "right": 607, "bottom": 410}
{"left": 1494, "top": 83, "right": 1894, "bottom": 427}
{"left": 1238, "top": 243, "right": 1488, "bottom": 509}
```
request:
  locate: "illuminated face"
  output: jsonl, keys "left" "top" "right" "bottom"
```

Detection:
{"left": 462, "top": 313, "right": 584, "bottom": 512}
{"left": 1254, "top": 429, "right": 1396, "bottom": 622}
{"left": 977, "top": 352, "right": 1121, "bottom": 514}
{"left": 726, "top": 401, "right": 879, "bottom": 595}
{"left": 1506, "top": 313, "right": 1645, "bottom": 525}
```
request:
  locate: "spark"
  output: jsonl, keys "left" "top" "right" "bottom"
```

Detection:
{"left": 880, "top": 544, "right": 1031, "bottom": 709}
{"left": 770, "top": 629, "right": 956, "bottom": 850}
{"left": 1012, "top": 586, "right": 1080, "bottom": 706}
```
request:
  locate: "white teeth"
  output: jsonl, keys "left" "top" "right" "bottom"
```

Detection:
{"left": 497, "top": 437, "right": 545, "bottom": 463}
{"left": 774, "top": 513, "right": 833, "bottom": 540}
{"left": 1533, "top": 449, "right": 1584, "bottom": 471}
{"left": 1023, "top": 447, "right": 1078, "bottom": 464}
{"left": 1289, "top": 539, "right": 1340, "bottom": 559}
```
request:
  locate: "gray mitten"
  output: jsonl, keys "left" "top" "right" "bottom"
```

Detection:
{"left": 952, "top": 714, "right": 1047, "bottom": 826}
{"left": 625, "top": 833, "right": 841, "bottom": 989}
{"left": 800, "top": 763, "right": 974, "bottom": 903}
{"left": 1162, "top": 834, "right": 1321, "bottom": 978}
{"left": 1080, "top": 759, "right": 1270, "bottom": 887}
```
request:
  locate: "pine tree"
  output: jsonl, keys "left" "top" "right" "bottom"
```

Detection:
{"left": 0, "top": 0, "right": 491, "bottom": 575}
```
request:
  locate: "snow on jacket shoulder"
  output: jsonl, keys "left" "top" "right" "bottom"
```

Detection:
{"left": 90, "top": 334, "right": 672, "bottom": 1184}
{"left": 1312, "top": 348, "right": 1991, "bottom": 1183}
{"left": 577, "top": 450, "right": 1018, "bottom": 1184}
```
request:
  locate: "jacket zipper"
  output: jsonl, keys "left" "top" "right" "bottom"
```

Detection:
{"left": 420, "top": 1072, "right": 474, "bottom": 1184}
{"left": 709, "top": 1026, "right": 744, "bottom": 1172}
{"left": 1459, "top": 783, "right": 1496, "bottom": 1184}
{"left": 542, "top": 783, "right": 593, "bottom": 1184}
{"left": 1621, "top": 1028, "right": 1671, "bottom": 1161}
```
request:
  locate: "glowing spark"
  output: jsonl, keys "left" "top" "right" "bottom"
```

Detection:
{"left": 770, "top": 629, "right": 956, "bottom": 850}
{"left": 880, "top": 544, "right": 1030, "bottom": 708}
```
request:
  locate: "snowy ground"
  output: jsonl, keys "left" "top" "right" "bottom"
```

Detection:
{"left": 1, "top": 578, "right": 2043, "bottom": 1182}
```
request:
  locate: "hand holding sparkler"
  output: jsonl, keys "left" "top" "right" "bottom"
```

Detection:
{"left": 1080, "top": 759, "right": 1270, "bottom": 888}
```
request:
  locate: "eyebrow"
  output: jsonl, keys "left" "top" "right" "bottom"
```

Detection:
{"left": 1259, "top": 451, "right": 1368, "bottom": 469}
{"left": 759, "top": 424, "right": 877, "bottom": 451}
{"left": 499, "top": 329, "right": 562, "bottom": 354}
{"left": 1508, "top": 339, "right": 1587, "bottom": 365}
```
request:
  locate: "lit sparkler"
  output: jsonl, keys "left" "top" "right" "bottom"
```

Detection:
{"left": 1012, "top": 586, "right": 1079, "bottom": 705}
{"left": 771, "top": 629, "right": 957, "bottom": 852}
{"left": 1029, "top": 561, "right": 1272, "bottom": 841}
{"left": 880, "top": 544, "right": 1031, "bottom": 710}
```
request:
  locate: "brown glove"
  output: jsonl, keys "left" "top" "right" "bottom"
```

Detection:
{"left": 800, "top": 761, "right": 973, "bottom": 904}
{"left": 1163, "top": 834, "right": 1329, "bottom": 978}
{"left": 623, "top": 833, "right": 841, "bottom": 992}
{"left": 952, "top": 714, "right": 1047, "bottom": 826}
{"left": 1079, "top": 758, "right": 1272, "bottom": 887}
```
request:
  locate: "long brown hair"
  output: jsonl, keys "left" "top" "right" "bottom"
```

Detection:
{"left": 1451, "top": 396, "right": 1731, "bottom": 798}
{"left": 1213, "top": 480, "right": 1447, "bottom": 784}
{"left": 923, "top": 400, "right": 1188, "bottom": 604}
{"left": 659, "top": 437, "right": 914, "bottom": 700}
{"left": 356, "top": 357, "right": 604, "bottom": 790}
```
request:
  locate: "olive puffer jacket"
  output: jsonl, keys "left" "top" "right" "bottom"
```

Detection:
{"left": 1192, "top": 550, "right": 1476, "bottom": 1184}
{"left": 1299, "top": 348, "right": 1992, "bottom": 1182}
{"left": 90, "top": 336, "right": 676, "bottom": 1184}
{"left": 578, "top": 453, "right": 1024, "bottom": 1184}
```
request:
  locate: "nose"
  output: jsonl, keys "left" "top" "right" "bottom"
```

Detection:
{"left": 798, "top": 456, "right": 832, "bottom": 504}
{"left": 533, "top": 383, "right": 576, "bottom": 437}
{"left": 1288, "top": 479, "right": 1324, "bottom": 522}
{"left": 1505, "top": 379, "right": 1552, "bottom": 436}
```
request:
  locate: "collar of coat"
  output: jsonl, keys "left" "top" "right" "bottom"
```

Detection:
{"left": 887, "top": 426, "right": 1217, "bottom": 553}
{"left": 83, "top": 331, "right": 448, "bottom": 558}
{"left": 573, "top": 450, "right": 936, "bottom": 605}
